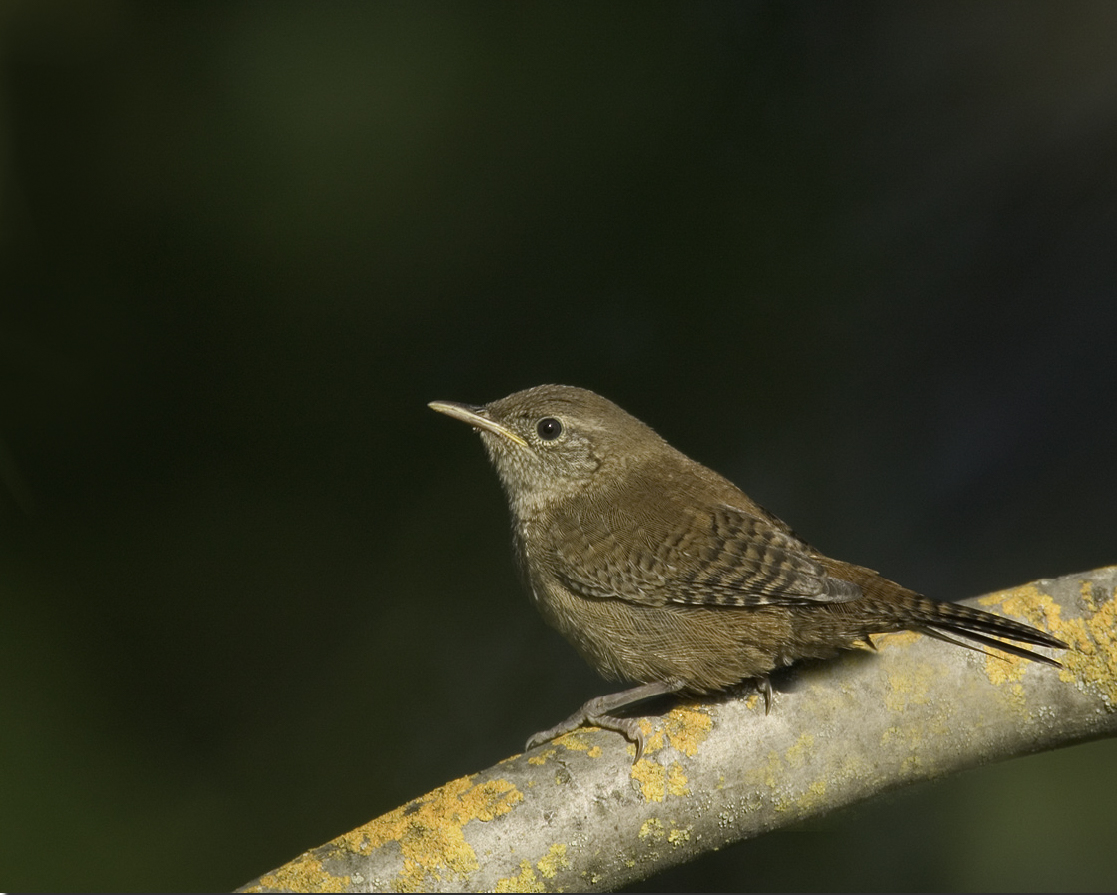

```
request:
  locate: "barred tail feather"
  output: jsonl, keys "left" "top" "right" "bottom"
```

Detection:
{"left": 816, "top": 558, "right": 1068, "bottom": 666}
{"left": 887, "top": 595, "right": 1066, "bottom": 667}
{"left": 916, "top": 623, "right": 1064, "bottom": 667}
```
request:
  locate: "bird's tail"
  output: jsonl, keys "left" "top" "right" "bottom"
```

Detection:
{"left": 821, "top": 559, "right": 1068, "bottom": 666}
{"left": 894, "top": 593, "right": 1066, "bottom": 666}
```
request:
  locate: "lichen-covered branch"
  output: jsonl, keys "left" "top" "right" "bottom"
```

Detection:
{"left": 239, "top": 567, "right": 1117, "bottom": 893}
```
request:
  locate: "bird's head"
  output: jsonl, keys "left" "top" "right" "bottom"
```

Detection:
{"left": 429, "top": 384, "right": 667, "bottom": 514}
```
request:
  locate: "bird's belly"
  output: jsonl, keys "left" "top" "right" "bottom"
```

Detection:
{"left": 533, "top": 576, "right": 795, "bottom": 693}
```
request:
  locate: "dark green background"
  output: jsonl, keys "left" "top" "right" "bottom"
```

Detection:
{"left": 3, "top": 2, "right": 1116, "bottom": 891}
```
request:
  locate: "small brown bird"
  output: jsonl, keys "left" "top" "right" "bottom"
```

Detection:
{"left": 429, "top": 385, "right": 1066, "bottom": 759}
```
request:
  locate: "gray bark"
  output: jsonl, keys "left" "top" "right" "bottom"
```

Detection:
{"left": 239, "top": 566, "right": 1117, "bottom": 893}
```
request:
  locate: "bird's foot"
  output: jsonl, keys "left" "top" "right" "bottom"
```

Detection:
{"left": 526, "top": 703, "right": 647, "bottom": 761}
{"left": 525, "top": 680, "right": 684, "bottom": 764}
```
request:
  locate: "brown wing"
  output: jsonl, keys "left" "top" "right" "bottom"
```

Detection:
{"left": 548, "top": 502, "right": 862, "bottom": 608}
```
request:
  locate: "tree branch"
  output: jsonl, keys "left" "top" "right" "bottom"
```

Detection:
{"left": 239, "top": 566, "right": 1117, "bottom": 893}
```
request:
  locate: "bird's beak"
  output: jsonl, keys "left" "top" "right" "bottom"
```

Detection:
{"left": 428, "top": 401, "right": 528, "bottom": 446}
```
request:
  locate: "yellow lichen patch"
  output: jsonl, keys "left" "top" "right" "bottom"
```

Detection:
{"left": 879, "top": 724, "right": 929, "bottom": 778}
{"left": 989, "top": 583, "right": 1064, "bottom": 631}
{"left": 631, "top": 758, "right": 665, "bottom": 802}
{"left": 251, "top": 854, "right": 350, "bottom": 893}
{"left": 330, "top": 774, "right": 523, "bottom": 892}
{"left": 527, "top": 749, "right": 556, "bottom": 766}
{"left": 661, "top": 706, "right": 713, "bottom": 757}
{"left": 881, "top": 724, "right": 923, "bottom": 752}
{"left": 638, "top": 818, "right": 691, "bottom": 848}
{"left": 883, "top": 662, "right": 936, "bottom": 712}
{"left": 977, "top": 621, "right": 1030, "bottom": 708}
{"left": 982, "top": 652, "right": 1029, "bottom": 687}
{"left": 738, "top": 737, "right": 830, "bottom": 814}
{"left": 981, "top": 646, "right": 1028, "bottom": 705}
{"left": 875, "top": 630, "right": 921, "bottom": 651}
{"left": 745, "top": 738, "right": 834, "bottom": 809}
{"left": 631, "top": 759, "right": 690, "bottom": 802}
{"left": 666, "top": 762, "right": 689, "bottom": 797}
{"left": 1060, "top": 579, "right": 1117, "bottom": 708}
{"left": 552, "top": 732, "right": 604, "bottom": 758}
{"left": 979, "top": 585, "right": 1064, "bottom": 683}
{"left": 636, "top": 706, "right": 712, "bottom": 758}
{"left": 619, "top": 718, "right": 664, "bottom": 757}
{"left": 739, "top": 749, "right": 784, "bottom": 791}
{"left": 784, "top": 732, "right": 815, "bottom": 769}
{"left": 493, "top": 859, "right": 544, "bottom": 893}
{"left": 982, "top": 580, "right": 1117, "bottom": 708}
{"left": 798, "top": 779, "right": 828, "bottom": 810}
{"left": 667, "top": 826, "right": 692, "bottom": 847}
{"left": 492, "top": 843, "right": 570, "bottom": 892}
{"left": 536, "top": 843, "right": 569, "bottom": 879}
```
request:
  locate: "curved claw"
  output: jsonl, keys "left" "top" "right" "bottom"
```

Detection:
{"left": 758, "top": 675, "right": 773, "bottom": 715}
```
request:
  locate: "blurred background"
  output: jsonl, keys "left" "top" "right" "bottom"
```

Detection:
{"left": 2, "top": 2, "right": 1116, "bottom": 890}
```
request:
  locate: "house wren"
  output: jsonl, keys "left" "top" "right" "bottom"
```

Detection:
{"left": 429, "top": 385, "right": 1066, "bottom": 759}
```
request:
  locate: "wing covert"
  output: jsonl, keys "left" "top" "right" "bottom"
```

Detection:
{"left": 549, "top": 503, "right": 862, "bottom": 608}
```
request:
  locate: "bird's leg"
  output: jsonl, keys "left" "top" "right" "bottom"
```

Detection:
{"left": 526, "top": 679, "right": 685, "bottom": 762}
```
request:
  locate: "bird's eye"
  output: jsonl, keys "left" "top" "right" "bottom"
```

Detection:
{"left": 536, "top": 417, "right": 563, "bottom": 440}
